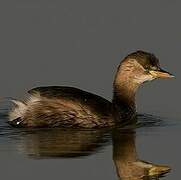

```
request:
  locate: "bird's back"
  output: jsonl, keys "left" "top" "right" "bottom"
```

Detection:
{"left": 10, "top": 86, "right": 113, "bottom": 128}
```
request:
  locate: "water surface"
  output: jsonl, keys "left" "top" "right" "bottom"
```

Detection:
{"left": 0, "top": 106, "right": 180, "bottom": 180}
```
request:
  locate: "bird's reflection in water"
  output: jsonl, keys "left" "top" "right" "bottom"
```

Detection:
{"left": 17, "top": 128, "right": 111, "bottom": 158}
{"left": 14, "top": 115, "right": 170, "bottom": 179}
{"left": 113, "top": 129, "right": 170, "bottom": 180}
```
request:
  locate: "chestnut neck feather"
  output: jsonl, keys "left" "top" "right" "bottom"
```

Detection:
{"left": 112, "top": 80, "right": 138, "bottom": 117}
{"left": 112, "top": 65, "right": 140, "bottom": 121}
{"left": 113, "top": 82, "right": 138, "bottom": 107}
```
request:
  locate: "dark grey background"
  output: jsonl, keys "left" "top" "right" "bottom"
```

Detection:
{"left": 0, "top": 0, "right": 180, "bottom": 179}
{"left": 0, "top": 0, "right": 179, "bottom": 118}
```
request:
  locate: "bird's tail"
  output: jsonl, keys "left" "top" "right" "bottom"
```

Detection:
{"left": 8, "top": 99, "right": 27, "bottom": 122}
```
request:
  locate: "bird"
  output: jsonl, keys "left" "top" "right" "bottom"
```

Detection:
{"left": 8, "top": 50, "right": 174, "bottom": 128}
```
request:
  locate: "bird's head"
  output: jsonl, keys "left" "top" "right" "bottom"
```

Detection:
{"left": 115, "top": 50, "right": 174, "bottom": 86}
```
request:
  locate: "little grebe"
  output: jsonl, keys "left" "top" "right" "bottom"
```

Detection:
{"left": 9, "top": 51, "right": 174, "bottom": 128}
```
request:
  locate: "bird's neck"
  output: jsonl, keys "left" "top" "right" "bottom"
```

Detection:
{"left": 113, "top": 82, "right": 137, "bottom": 106}
{"left": 112, "top": 77, "right": 139, "bottom": 124}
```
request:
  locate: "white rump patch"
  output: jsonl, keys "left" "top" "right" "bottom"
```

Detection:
{"left": 9, "top": 94, "right": 41, "bottom": 121}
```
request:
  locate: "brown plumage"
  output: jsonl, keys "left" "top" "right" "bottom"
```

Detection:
{"left": 8, "top": 50, "right": 174, "bottom": 128}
